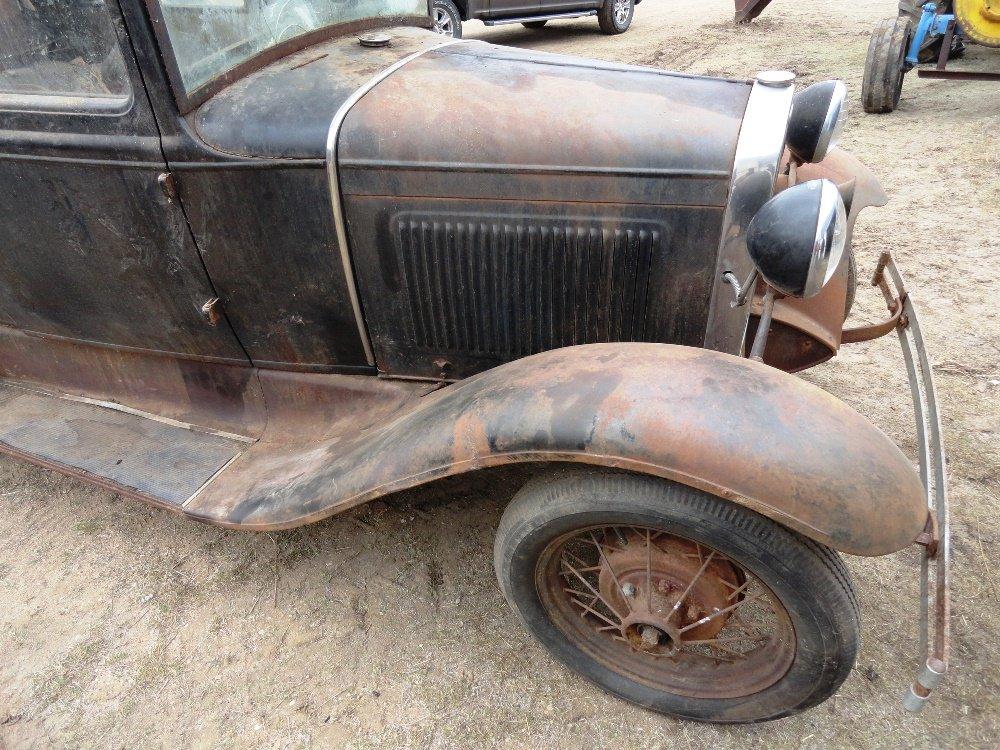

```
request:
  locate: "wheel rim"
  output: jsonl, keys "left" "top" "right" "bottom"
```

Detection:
{"left": 536, "top": 525, "right": 797, "bottom": 699}
{"left": 613, "top": 0, "right": 631, "bottom": 25}
{"left": 432, "top": 8, "right": 453, "bottom": 36}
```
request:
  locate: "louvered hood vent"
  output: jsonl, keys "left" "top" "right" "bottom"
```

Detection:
{"left": 348, "top": 205, "right": 719, "bottom": 379}
{"left": 395, "top": 217, "right": 659, "bottom": 360}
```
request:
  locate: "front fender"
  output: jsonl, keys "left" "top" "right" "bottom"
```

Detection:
{"left": 191, "top": 344, "right": 925, "bottom": 556}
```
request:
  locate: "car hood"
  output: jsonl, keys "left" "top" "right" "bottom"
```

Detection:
{"left": 193, "top": 28, "right": 752, "bottom": 206}
{"left": 192, "top": 25, "right": 442, "bottom": 159}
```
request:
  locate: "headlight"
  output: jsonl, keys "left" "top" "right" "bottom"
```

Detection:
{"left": 786, "top": 80, "right": 848, "bottom": 164}
{"left": 745, "top": 179, "right": 847, "bottom": 298}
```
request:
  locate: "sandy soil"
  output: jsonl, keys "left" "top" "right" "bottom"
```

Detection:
{"left": 1, "top": 1, "right": 998, "bottom": 748}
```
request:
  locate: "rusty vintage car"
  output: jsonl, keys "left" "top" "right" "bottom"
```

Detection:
{"left": 0, "top": 0, "right": 949, "bottom": 723}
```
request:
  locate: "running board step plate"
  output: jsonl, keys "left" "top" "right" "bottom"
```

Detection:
{"left": 0, "top": 381, "right": 249, "bottom": 506}
{"left": 483, "top": 10, "right": 597, "bottom": 25}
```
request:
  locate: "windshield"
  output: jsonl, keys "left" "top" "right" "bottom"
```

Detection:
{"left": 155, "top": 1, "right": 428, "bottom": 95}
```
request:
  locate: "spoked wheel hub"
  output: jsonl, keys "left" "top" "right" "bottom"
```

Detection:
{"left": 600, "top": 531, "right": 741, "bottom": 654}
{"left": 538, "top": 525, "right": 797, "bottom": 699}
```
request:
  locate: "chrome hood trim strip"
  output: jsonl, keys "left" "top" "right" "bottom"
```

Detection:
{"left": 325, "top": 38, "right": 463, "bottom": 367}
{"left": 703, "top": 73, "right": 795, "bottom": 354}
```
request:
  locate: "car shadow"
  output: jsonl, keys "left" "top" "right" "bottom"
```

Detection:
{"left": 467, "top": 24, "right": 610, "bottom": 48}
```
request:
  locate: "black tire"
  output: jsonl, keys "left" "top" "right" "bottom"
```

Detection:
{"left": 598, "top": 0, "right": 634, "bottom": 34}
{"left": 494, "top": 470, "right": 860, "bottom": 723}
{"left": 522, "top": 20, "right": 547, "bottom": 29}
{"left": 862, "top": 17, "right": 912, "bottom": 114}
{"left": 431, "top": 0, "right": 462, "bottom": 38}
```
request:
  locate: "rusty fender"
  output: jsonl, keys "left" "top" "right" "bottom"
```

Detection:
{"left": 199, "top": 343, "right": 926, "bottom": 556}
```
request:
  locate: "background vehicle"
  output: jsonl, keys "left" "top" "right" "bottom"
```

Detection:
{"left": 862, "top": 1, "right": 999, "bottom": 113}
{"left": 0, "top": 0, "right": 948, "bottom": 723}
{"left": 431, "top": 0, "right": 638, "bottom": 37}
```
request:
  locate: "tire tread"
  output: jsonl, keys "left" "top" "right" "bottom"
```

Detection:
{"left": 862, "top": 17, "right": 911, "bottom": 114}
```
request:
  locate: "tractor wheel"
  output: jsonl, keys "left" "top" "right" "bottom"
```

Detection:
{"left": 956, "top": 0, "right": 1000, "bottom": 47}
{"left": 862, "top": 17, "right": 912, "bottom": 114}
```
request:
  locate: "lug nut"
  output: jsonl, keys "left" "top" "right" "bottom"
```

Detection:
{"left": 621, "top": 583, "right": 636, "bottom": 598}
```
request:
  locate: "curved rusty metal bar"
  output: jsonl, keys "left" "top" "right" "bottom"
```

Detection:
{"left": 185, "top": 343, "right": 927, "bottom": 557}
{"left": 861, "top": 253, "right": 949, "bottom": 713}
{"left": 841, "top": 296, "right": 905, "bottom": 343}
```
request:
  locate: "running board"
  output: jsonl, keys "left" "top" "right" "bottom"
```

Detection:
{"left": 483, "top": 10, "right": 597, "bottom": 25}
{"left": 0, "top": 380, "right": 250, "bottom": 507}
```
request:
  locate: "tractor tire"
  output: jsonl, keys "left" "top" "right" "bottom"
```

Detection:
{"left": 862, "top": 17, "right": 912, "bottom": 114}
{"left": 956, "top": 0, "right": 1000, "bottom": 47}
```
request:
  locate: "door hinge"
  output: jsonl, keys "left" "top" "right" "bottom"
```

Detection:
{"left": 201, "top": 297, "right": 222, "bottom": 326}
{"left": 157, "top": 172, "right": 178, "bottom": 202}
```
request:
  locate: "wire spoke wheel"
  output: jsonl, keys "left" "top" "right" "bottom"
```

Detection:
{"left": 495, "top": 471, "right": 860, "bottom": 721}
{"left": 536, "top": 525, "right": 796, "bottom": 698}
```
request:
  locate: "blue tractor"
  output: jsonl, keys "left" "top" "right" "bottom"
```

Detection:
{"left": 862, "top": 1, "right": 1000, "bottom": 113}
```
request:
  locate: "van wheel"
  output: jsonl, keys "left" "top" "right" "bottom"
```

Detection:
{"left": 432, "top": 0, "right": 462, "bottom": 38}
{"left": 494, "top": 470, "right": 860, "bottom": 723}
{"left": 598, "top": 0, "right": 634, "bottom": 34}
{"left": 522, "top": 20, "right": 548, "bottom": 29}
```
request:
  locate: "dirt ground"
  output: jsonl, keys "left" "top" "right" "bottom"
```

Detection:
{"left": 1, "top": 1, "right": 998, "bottom": 748}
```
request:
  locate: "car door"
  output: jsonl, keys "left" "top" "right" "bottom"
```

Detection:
{"left": 0, "top": 0, "right": 248, "bottom": 366}
{"left": 488, "top": 0, "right": 541, "bottom": 18}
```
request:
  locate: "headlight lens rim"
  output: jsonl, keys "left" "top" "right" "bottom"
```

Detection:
{"left": 746, "top": 178, "right": 849, "bottom": 299}
{"left": 787, "top": 79, "right": 849, "bottom": 164}
{"left": 803, "top": 179, "right": 849, "bottom": 297}
{"left": 811, "top": 80, "right": 848, "bottom": 164}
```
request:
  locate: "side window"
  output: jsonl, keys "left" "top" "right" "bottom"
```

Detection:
{"left": 0, "top": 0, "right": 131, "bottom": 110}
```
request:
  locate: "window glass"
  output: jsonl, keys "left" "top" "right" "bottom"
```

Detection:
{"left": 0, "top": 0, "right": 131, "bottom": 107}
{"left": 156, "top": 0, "right": 428, "bottom": 94}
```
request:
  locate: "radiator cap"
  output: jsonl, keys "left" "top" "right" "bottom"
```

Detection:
{"left": 756, "top": 70, "right": 796, "bottom": 87}
{"left": 359, "top": 32, "right": 392, "bottom": 48}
